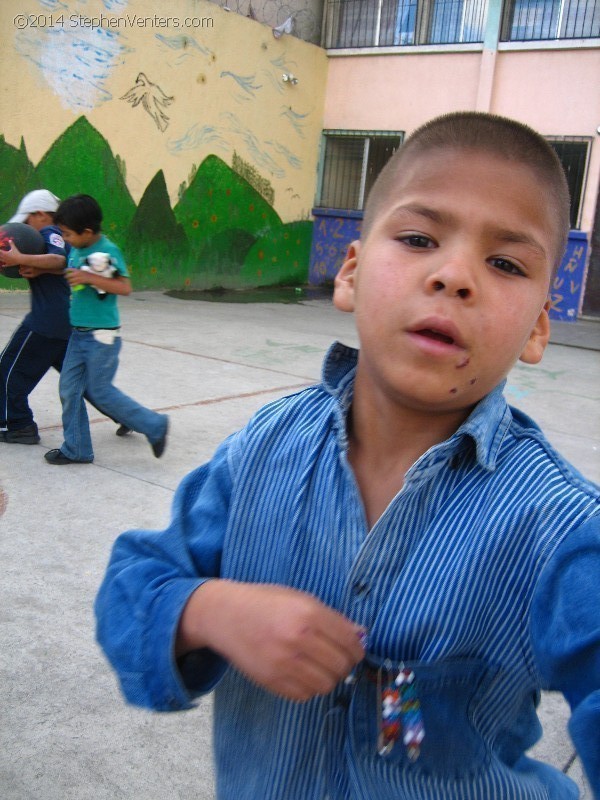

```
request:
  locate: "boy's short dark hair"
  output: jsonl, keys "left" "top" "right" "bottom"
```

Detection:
{"left": 55, "top": 194, "right": 103, "bottom": 234}
{"left": 362, "top": 111, "right": 571, "bottom": 270}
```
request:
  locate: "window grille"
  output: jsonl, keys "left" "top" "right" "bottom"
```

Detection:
{"left": 316, "top": 131, "right": 590, "bottom": 228}
{"left": 501, "top": 0, "right": 599, "bottom": 40}
{"left": 547, "top": 137, "right": 592, "bottom": 229}
{"left": 317, "top": 131, "right": 404, "bottom": 211}
{"left": 323, "top": 0, "right": 488, "bottom": 48}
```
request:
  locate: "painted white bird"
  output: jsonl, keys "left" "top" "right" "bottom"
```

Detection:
{"left": 272, "top": 15, "right": 294, "bottom": 38}
{"left": 120, "top": 73, "right": 174, "bottom": 132}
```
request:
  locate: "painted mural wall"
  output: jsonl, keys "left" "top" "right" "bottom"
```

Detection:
{"left": 0, "top": 0, "right": 328, "bottom": 290}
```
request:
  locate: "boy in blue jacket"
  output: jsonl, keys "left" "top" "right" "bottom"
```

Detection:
{"left": 0, "top": 190, "right": 70, "bottom": 444}
{"left": 95, "top": 113, "right": 599, "bottom": 799}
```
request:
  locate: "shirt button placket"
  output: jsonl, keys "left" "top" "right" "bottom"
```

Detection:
{"left": 352, "top": 580, "right": 370, "bottom": 597}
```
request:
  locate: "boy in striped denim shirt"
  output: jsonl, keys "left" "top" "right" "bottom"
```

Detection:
{"left": 96, "top": 112, "right": 599, "bottom": 799}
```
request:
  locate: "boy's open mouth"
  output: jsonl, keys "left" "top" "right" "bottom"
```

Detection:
{"left": 416, "top": 328, "right": 455, "bottom": 345}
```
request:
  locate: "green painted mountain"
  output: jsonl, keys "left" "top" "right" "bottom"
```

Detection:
{"left": 127, "top": 170, "right": 189, "bottom": 283}
{"left": 0, "top": 136, "right": 37, "bottom": 223}
{"left": 129, "top": 170, "right": 187, "bottom": 245}
{"left": 35, "top": 117, "right": 136, "bottom": 246}
{"left": 241, "top": 221, "right": 313, "bottom": 286}
{"left": 174, "top": 154, "right": 281, "bottom": 247}
{"left": 191, "top": 227, "right": 257, "bottom": 287}
{"left": 0, "top": 119, "right": 312, "bottom": 291}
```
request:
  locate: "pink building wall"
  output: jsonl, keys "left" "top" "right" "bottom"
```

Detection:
{"left": 323, "top": 47, "right": 600, "bottom": 231}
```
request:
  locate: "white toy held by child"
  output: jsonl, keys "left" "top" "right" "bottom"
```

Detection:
{"left": 73, "top": 252, "right": 115, "bottom": 295}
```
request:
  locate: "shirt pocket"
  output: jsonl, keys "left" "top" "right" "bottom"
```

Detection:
{"left": 349, "top": 657, "right": 496, "bottom": 779}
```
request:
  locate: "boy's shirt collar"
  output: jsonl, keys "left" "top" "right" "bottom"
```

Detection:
{"left": 322, "top": 341, "right": 514, "bottom": 474}
{"left": 71, "top": 234, "right": 106, "bottom": 254}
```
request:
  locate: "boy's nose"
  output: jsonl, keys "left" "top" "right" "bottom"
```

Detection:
{"left": 424, "top": 259, "right": 477, "bottom": 300}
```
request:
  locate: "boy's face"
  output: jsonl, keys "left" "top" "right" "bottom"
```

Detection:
{"left": 334, "top": 148, "right": 555, "bottom": 415}
{"left": 58, "top": 225, "right": 98, "bottom": 249}
{"left": 25, "top": 211, "right": 54, "bottom": 231}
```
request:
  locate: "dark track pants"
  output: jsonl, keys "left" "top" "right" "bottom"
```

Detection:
{"left": 0, "top": 323, "right": 67, "bottom": 431}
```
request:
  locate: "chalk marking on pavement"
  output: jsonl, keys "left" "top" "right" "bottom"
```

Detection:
{"left": 38, "top": 381, "right": 312, "bottom": 432}
{"left": 124, "top": 338, "right": 319, "bottom": 382}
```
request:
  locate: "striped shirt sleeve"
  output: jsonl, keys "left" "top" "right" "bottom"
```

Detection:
{"left": 530, "top": 514, "right": 600, "bottom": 795}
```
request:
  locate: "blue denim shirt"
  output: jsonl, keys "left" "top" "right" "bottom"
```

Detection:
{"left": 96, "top": 343, "right": 600, "bottom": 799}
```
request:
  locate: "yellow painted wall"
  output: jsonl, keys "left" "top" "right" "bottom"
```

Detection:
{"left": 0, "top": 0, "right": 329, "bottom": 289}
{"left": 1, "top": 0, "right": 328, "bottom": 218}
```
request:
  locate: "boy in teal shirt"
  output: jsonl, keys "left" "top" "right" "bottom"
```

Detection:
{"left": 45, "top": 194, "right": 168, "bottom": 464}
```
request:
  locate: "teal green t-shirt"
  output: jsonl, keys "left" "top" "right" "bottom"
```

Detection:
{"left": 68, "top": 235, "right": 129, "bottom": 329}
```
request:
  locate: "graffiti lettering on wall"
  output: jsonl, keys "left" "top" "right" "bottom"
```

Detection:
{"left": 120, "top": 73, "right": 174, "bottom": 132}
{"left": 548, "top": 235, "right": 589, "bottom": 321}
{"left": 310, "top": 210, "right": 588, "bottom": 320}
{"left": 309, "top": 212, "right": 362, "bottom": 284}
{"left": 0, "top": 118, "right": 312, "bottom": 292}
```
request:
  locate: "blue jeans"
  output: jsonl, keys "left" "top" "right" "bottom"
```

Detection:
{"left": 59, "top": 329, "right": 168, "bottom": 462}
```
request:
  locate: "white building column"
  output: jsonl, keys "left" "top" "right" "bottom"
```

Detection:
{"left": 475, "top": 0, "right": 503, "bottom": 111}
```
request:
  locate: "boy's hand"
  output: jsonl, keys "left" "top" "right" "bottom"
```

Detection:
{"left": 177, "top": 580, "right": 366, "bottom": 702}
{"left": 0, "top": 239, "right": 23, "bottom": 266}
{"left": 19, "top": 265, "right": 42, "bottom": 279}
{"left": 65, "top": 268, "right": 92, "bottom": 287}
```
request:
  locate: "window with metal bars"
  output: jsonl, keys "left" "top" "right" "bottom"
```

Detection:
{"left": 501, "top": 0, "right": 599, "bottom": 40}
{"left": 316, "top": 131, "right": 590, "bottom": 228}
{"left": 547, "top": 137, "right": 592, "bottom": 229}
{"left": 322, "top": 0, "right": 488, "bottom": 48}
{"left": 317, "top": 131, "right": 404, "bottom": 211}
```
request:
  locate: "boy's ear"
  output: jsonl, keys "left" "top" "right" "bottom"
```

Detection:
{"left": 519, "top": 301, "right": 551, "bottom": 365}
{"left": 333, "top": 240, "right": 361, "bottom": 313}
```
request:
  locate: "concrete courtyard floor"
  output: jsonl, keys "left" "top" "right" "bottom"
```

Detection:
{"left": 1, "top": 289, "right": 598, "bottom": 799}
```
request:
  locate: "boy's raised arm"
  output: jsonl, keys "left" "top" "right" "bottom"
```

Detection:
{"left": 95, "top": 434, "right": 364, "bottom": 709}
{"left": 95, "top": 443, "right": 235, "bottom": 711}
{"left": 0, "top": 240, "right": 65, "bottom": 272}
{"left": 531, "top": 514, "right": 600, "bottom": 794}
{"left": 176, "top": 579, "right": 365, "bottom": 702}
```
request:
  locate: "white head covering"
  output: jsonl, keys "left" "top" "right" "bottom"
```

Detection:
{"left": 9, "top": 190, "right": 60, "bottom": 223}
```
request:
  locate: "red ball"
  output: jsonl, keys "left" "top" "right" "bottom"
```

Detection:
{"left": 0, "top": 222, "right": 46, "bottom": 279}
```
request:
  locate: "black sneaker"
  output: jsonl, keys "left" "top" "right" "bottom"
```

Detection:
{"left": 116, "top": 425, "right": 133, "bottom": 437}
{"left": 4, "top": 424, "right": 40, "bottom": 445}
{"left": 151, "top": 418, "right": 169, "bottom": 459}
{"left": 44, "top": 448, "right": 91, "bottom": 465}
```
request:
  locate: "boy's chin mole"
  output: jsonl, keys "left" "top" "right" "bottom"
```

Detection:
{"left": 449, "top": 377, "right": 478, "bottom": 395}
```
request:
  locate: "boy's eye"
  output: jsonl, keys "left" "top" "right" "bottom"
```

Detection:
{"left": 489, "top": 257, "right": 525, "bottom": 276}
{"left": 398, "top": 235, "right": 435, "bottom": 249}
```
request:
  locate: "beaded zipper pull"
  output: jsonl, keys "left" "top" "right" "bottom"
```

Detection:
{"left": 395, "top": 665, "right": 425, "bottom": 761}
{"left": 377, "top": 662, "right": 425, "bottom": 761}
{"left": 378, "top": 660, "right": 401, "bottom": 756}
